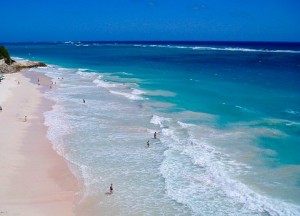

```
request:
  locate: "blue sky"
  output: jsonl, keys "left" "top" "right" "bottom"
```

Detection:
{"left": 1, "top": 0, "right": 300, "bottom": 42}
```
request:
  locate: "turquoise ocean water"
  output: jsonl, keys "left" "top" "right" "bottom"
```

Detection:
{"left": 6, "top": 42, "right": 300, "bottom": 215}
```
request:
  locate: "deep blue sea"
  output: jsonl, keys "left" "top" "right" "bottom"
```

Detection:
{"left": 6, "top": 41, "right": 300, "bottom": 215}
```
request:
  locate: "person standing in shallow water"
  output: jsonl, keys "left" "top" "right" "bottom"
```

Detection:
{"left": 110, "top": 184, "right": 113, "bottom": 194}
{"left": 147, "top": 140, "right": 150, "bottom": 148}
{"left": 154, "top": 131, "right": 157, "bottom": 139}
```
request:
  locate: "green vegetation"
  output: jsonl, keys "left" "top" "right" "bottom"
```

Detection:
{"left": 0, "top": 45, "right": 12, "bottom": 64}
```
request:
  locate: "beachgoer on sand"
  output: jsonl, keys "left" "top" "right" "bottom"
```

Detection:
{"left": 0, "top": 106, "right": 2, "bottom": 111}
{"left": 24, "top": 116, "right": 27, "bottom": 122}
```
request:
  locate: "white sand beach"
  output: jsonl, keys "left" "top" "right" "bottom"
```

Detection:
{"left": 0, "top": 71, "right": 79, "bottom": 215}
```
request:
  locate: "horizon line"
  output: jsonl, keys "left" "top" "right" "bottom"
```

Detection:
{"left": 1, "top": 40, "right": 300, "bottom": 45}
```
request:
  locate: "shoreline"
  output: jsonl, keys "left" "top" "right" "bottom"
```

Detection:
{"left": 0, "top": 70, "right": 80, "bottom": 215}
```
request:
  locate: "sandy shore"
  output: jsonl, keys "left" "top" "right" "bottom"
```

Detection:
{"left": 0, "top": 71, "right": 79, "bottom": 215}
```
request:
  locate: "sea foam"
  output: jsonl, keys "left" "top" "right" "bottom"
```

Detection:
{"left": 151, "top": 114, "right": 300, "bottom": 215}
